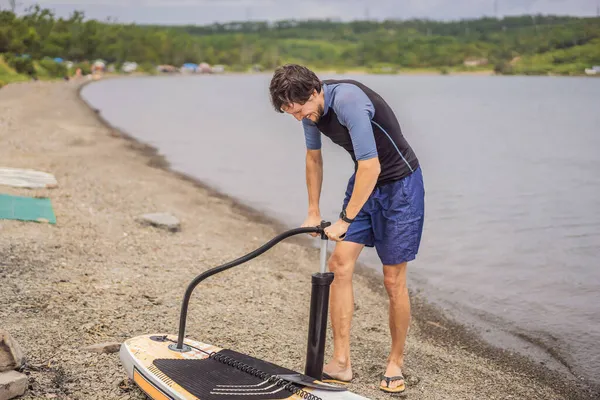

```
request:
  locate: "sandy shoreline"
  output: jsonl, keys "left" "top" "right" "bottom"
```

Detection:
{"left": 0, "top": 80, "right": 597, "bottom": 400}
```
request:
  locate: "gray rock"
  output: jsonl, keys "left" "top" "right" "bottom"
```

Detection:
{"left": 0, "top": 330, "right": 24, "bottom": 373}
{"left": 81, "top": 342, "right": 121, "bottom": 354}
{"left": 138, "top": 213, "right": 180, "bottom": 232}
{"left": 0, "top": 370, "right": 28, "bottom": 400}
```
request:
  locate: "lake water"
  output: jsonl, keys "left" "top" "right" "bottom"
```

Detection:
{"left": 81, "top": 74, "right": 600, "bottom": 386}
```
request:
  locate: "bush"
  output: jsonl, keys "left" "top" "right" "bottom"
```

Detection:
{"left": 38, "top": 59, "right": 68, "bottom": 78}
{"left": 228, "top": 64, "right": 248, "bottom": 72}
{"left": 0, "top": 79, "right": 6, "bottom": 89}
{"left": 518, "top": 65, "right": 554, "bottom": 75}
{"left": 71, "top": 62, "right": 91, "bottom": 76}
{"left": 5, "top": 54, "right": 36, "bottom": 77}
{"left": 0, "top": 59, "right": 13, "bottom": 76}
{"left": 552, "top": 63, "right": 587, "bottom": 76}
{"left": 494, "top": 61, "right": 514, "bottom": 75}
{"left": 139, "top": 62, "right": 156, "bottom": 75}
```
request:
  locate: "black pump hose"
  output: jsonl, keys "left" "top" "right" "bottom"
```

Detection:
{"left": 175, "top": 225, "right": 325, "bottom": 350}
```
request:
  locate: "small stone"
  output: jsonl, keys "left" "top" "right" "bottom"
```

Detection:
{"left": 0, "top": 370, "right": 28, "bottom": 399}
{"left": 118, "top": 378, "right": 132, "bottom": 392}
{"left": 407, "top": 375, "right": 420, "bottom": 385}
{"left": 0, "top": 329, "right": 25, "bottom": 372}
{"left": 81, "top": 342, "right": 121, "bottom": 354}
{"left": 137, "top": 213, "right": 181, "bottom": 232}
{"left": 81, "top": 322, "right": 95, "bottom": 332}
{"left": 142, "top": 294, "right": 162, "bottom": 305}
{"left": 425, "top": 320, "right": 447, "bottom": 330}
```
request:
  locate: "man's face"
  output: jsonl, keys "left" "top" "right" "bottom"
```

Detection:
{"left": 282, "top": 90, "right": 324, "bottom": 123}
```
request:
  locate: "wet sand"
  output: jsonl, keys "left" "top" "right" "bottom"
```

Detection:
{"left": 0, "top": 80, "right": 597, "bottom": 400}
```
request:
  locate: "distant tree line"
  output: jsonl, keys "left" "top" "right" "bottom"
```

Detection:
{"left": 1, "top": 4, "right": 599, "bottom": 78}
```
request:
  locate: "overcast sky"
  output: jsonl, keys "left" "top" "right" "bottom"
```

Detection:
{"left": 7, "top": 0, "right": 600, "bottom": 25}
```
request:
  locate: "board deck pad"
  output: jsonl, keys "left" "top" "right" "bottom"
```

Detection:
{"left": 154, "top": 349, "right": 306, "bottom": 399}
{"left": 121, "top": 334, "right": 368, "bottom": 399}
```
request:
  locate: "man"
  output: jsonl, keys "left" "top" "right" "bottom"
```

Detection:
{"left": 269, "top": 64, "right": 424, "bottom": 394}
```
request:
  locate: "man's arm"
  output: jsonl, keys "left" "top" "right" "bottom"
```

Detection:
{"left": 301, "top": 119, "right": 324, "bottom": 231}
{"left": 306, "top": 149, "right": 323, "bottom": 218}
{"left": 344, "top": 157, "right": 380, "bottom": 220}
{"left": 336, "top": 86, "right": 380, "bottom": 221}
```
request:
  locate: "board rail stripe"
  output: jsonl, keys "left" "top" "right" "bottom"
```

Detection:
{"left": 133, "top": 366, "right": 176, "bottom": 400}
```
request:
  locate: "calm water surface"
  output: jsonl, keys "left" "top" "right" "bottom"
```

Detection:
{"left": 81, "top": 74, "right": 600, "bottom": 385}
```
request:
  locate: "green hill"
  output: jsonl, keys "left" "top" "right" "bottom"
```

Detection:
{"left": 1, "top": 5, "right": 599, "bottom": 78}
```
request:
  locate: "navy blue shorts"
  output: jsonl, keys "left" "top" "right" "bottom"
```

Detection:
{"left": 342, "top": 166, "right": 425, "bottom": 265}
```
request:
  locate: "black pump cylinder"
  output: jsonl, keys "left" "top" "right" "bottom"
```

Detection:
{"left": 304, "top": 271, "right": 335, "bottom": 380}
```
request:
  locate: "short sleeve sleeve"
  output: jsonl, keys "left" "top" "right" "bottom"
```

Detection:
{"left": 331, "top": 85, "right": 377, "bottom": 161}
{"left": 302, "top": 119, "right": 322, "bottom": 150}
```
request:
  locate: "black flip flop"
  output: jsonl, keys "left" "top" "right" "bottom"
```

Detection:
{"left": 379, "top": 374, "right": 406, "bottom": 393}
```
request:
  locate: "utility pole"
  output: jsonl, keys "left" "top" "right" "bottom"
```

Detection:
{"left": 365, "top": 5, "right": 370, "bottom": 21}
{"left": 494, "top": 0, "right": 498, "bottom": 18}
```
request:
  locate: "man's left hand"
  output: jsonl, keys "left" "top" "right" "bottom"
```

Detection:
{"left": 324, "top": 219, "right": 350, "bottom": 242}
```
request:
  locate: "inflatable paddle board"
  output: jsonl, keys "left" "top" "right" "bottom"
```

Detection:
{"left": 120, "top": 334, "right": 368, "bottom": 399}
{"left": 121, "top": 223, "right": 368, "bottom": 399}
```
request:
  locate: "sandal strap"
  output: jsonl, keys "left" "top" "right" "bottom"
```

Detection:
{"left": 381, "top": 374, "right": 405, "bottom": 384}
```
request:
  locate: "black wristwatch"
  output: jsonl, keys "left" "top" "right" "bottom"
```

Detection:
{"left": 340, "top": 209, "right": 355, "bottom": 224}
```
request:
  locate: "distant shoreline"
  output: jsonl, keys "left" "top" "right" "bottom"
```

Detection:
{"left": 5, "top": 64, "right": 600, "bottom": 90}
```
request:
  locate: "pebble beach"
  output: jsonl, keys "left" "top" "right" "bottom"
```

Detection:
{"left": 0, "top": 79, "right": 597, "bottom": 400}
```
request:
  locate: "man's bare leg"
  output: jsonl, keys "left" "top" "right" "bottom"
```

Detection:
{"left": 322, "top": 241, "right": 364, "bottom": 382}
{"left": 380, "top": 262, "right": 410, "bottom": 391}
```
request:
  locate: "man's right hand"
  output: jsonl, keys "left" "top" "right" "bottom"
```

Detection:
{"left": 301, "top": 214, "right": 322, "bottom": 237}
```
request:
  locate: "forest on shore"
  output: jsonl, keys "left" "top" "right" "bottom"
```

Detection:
{"left": 1, "top": 3, "right": 599, "bottom": 85}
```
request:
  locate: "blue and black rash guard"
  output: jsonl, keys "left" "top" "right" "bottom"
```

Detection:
{"left": 302, "top": 79, "right": 419, "bottom": 186}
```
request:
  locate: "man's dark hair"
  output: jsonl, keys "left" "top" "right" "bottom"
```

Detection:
{"left": 269, "top": 64, "right": 322, "bottom": 113}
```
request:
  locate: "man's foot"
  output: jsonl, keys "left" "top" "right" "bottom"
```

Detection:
{"left": 379, "top": 362, "right": 405, "bottom": 393}
{"left": 322, "top": 360, "right": 353, "bottom": 384}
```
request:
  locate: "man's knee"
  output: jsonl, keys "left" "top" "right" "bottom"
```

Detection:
{"left": 328, "top": 253, "right": 354, "bottom": 282}
{"left": 383, "top": 263, "right": 408, "bottom": 297}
